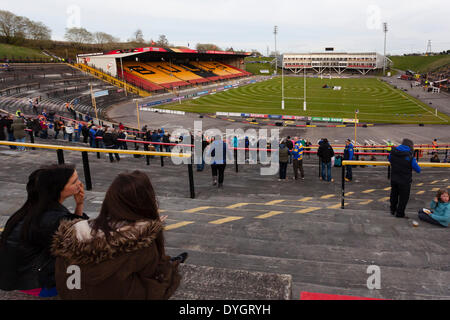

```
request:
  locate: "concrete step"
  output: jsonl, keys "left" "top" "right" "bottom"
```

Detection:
{"left": 164, "top": 223, "right": 449, "bottom": 268}
{"left": 164, "top": 245, "right": 449, "bottom": 300}
{"left": 172, "top": 264, "right": 292, "bottom": 300}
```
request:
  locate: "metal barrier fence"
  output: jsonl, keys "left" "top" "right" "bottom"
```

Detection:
{"left": 0, "top": 141, "right": 195, "bottom": 199}
{"left": 340, "top": 160, "right": 450, "bottom": 209}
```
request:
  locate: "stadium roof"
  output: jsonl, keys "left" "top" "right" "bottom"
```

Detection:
{"left": 77, "top": 47, "right": 251, "bottom": 58}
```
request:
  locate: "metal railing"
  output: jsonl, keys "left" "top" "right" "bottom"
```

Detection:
{"left": 0, "top": 141, "right": 195, "bottom": 199}
{"left": 340, "top": 160, "right": 450, "bottom": 209}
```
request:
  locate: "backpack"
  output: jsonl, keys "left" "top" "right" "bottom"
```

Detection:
{"left": 334, "top": 155, "right": 343, "bottom": 167}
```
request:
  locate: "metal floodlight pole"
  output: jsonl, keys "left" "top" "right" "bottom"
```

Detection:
{"left": 274, "top": 26, "right": 278, "bottom": 75}
{"left": 303, "top": 66, "right": 306, "bottom": 111}
{"left": 281, "top": 60, "right": 284, "bottom": 110}
{"left": 383, "top": 22, "right": 388, "bottom": 76}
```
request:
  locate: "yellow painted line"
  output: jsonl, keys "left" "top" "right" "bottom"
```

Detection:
{"left": 327, "top": 203, "right": 342, "bottom": 209}
{"left": 306, "top": 125, "right": 317, "bottom": 127}
{"left": 298, "top": 197, "right": 313, "bottom": 202}
{"left": 359, "top": 200, "right": 373, "bottom": 205}
{"left": 184, "top": 206, "right": 213, "bottom": 213}
{"left": 255, "top": 211, "right": 284, "bottom": 219}
{"left": 345, "top": 192, "right": 354, "bottom": 196}
{"left": 383, "top": 187, "right": 391, "bottom": 191}
{"left": 320, "top": 194, "right": 335, "bottom": 199}
{"left": 209, "top": 216, "right": 243, "bottom": 225}
{"left": 430, "top": 180, "right": 439, "bottom": 185}
{"left": 265, "top": 200, "right": 285, "bottom": 205}
{"left": 336, "top": 125, "right": 347, "bottom": 127}
{"left": 227, "top": 119, "right": 236, "bottom": 122}
{"left": 416, "top": 191, "right": 425, "bottom": 195}
{"left": 431, "top": 188, "right": 439, "bottom": 192}
{"left": 362, "top": 189, "right": 375, "bottom": 193}
{"left": 295, "top": 207, "right": 321, "bottom": 214}
{"left": 416, "top": 183, "right": 424, "bottom": 186}
{"left": 164, "top": 221, "right": 194, "bottom": 230}
{"left": 378, "top": 197, "right": 390, "bottom": 202}
{"left": 226, "top": 203, "right": 249, "bottom": 209}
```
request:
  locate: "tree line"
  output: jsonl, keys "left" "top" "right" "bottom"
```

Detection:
{"left": 0, "top": 10, "right": 51, "bottom": 44}
{"left": 0, "top": 10, "right": 257, "bottom": 55}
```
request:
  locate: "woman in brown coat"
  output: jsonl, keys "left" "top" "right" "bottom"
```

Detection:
{"left": 51, "top": 171, "right": 181, "bottom": 299}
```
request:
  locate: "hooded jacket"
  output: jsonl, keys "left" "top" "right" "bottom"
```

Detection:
{"left": 317, "top": 141, "right": 334, "bottom": 163}
{"left": 0, "top": 203, "right": 88, "bottom": 291}
{"left": 429, "top": 200, "right": 450, "bottom": 227}
{"left": 279, "top": 143, "right": 289, "bottom": 163}
{"left": 51, "top": 219, "right": 181, "bottom": 300}
{"left": 388, "top": 145, "right": 421, "bottom": 184}
{"left": 12, "top": 118, "right": 26, "bottom": 139}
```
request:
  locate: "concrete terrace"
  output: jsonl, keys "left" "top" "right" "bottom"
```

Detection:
{"left": 0, "top": 140, "right": 449, "bottom": 300}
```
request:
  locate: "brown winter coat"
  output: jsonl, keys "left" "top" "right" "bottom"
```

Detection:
{"left": 51, "top": 219, "right": 181, "bottom": 300}
{"left": 12, "top": 118, "right": 26, "bottom": 139}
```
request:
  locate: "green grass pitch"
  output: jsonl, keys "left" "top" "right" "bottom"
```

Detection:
{"left": 162, "top": 76, "right": 450, "bottom": 124}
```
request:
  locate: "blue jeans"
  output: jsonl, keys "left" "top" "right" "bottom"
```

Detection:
{"left": 279, "top": 162, "right": 288, "bottom": 179}
{"left": 74, "top": 131, "right": 80, "bottom": 142}
{"left": 8, "top": 133, "right": 16, "bottom": 149}
{"left": 321, "top": 161, "right": 332, "bottom": 181}
{"left": 345, "top": 165, "right": 352, "bottom": 180}
{"left": 197, "top": 159, "right": 205, "bottom": 171}
{"left": 16, "top": 137, "right": 25, "bottom": 151}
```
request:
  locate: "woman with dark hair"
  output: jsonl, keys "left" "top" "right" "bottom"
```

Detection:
{"left": 0, "top": 164, "right": 88, "bottom": 298}
{"left": 52, "top": 170, "right": 183, "bottom": 300}
{"left": 418, "top": 189, "right": 449, "bottom": 227}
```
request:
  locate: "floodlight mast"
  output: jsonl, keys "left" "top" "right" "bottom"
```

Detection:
{"left": 303, "top": 66, "right": 306, "bottom": 111}
{"left": 274, "top": 26, "right": 278, "bottom": 75}
{"left": 383, "top": 22, "right": 388, "bottom": 76}
{"left": 281, "top": 58, "right": 284, "bottom": 110}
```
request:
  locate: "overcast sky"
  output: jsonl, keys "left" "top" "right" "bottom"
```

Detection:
{"left": 3, "top": 0, "right": 450, "bottom": 55}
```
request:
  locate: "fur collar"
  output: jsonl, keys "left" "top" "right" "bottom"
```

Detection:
{"left": 51, "top": 219, "right": 163, "bottom": 265}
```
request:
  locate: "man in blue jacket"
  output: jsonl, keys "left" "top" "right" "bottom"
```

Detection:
{"left": 344, "top": 139, "right": 354, "bottom": 182}
{"left": 388, "top": 138, "right": 421, "bottom": 218}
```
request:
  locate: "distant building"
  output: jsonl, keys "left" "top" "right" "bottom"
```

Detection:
{"left": 279, "top": 52, "right": 392, "bottom": 75}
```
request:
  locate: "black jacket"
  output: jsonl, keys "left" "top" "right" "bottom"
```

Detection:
{"left": 317, "top": 142, "right": 335, "bottom": 163}
{"left": 0, "top": 203, "right": 88, "bottom": 291}
{"left": 103, "top": 132, "right": 117, "bottom": 147}
{"left": 389, "top": 146, "right": 420, "bottom": 184}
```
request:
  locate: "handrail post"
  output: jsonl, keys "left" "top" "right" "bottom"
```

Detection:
{"left": 82, "top": 151, "right": 92, "bottom": 191}
{"left": 28, "top": 130, "right": 35, "bottom": 150}
{"left": 188, "top": 163, "right": 195, "bottom": 199}
{"left": 57, "top": 149, "right": 64, "bottom": 164}
{"left": 235, "top": 148, "right": 238, "bottom": 173}
{"left": 318, "top": 157, "right": 322, "bottom": 179}
{"left": 144, "top": 143, "right": 150, "bottom": 165}
{"left": 96, "top": 139, "right": 100, "bottom": 159}
{"left": 341, "top": 163, "right": 345, "bottom": 209}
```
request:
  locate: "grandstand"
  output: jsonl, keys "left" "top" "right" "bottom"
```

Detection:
{"left": 77, "top": 47, "right": 252, "bottom": 93}
{"left": 280, "top": 52, "right": 392, "bottom": 75}
{"left": 0, "top": 63, "right": 139, "bottom": 119}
